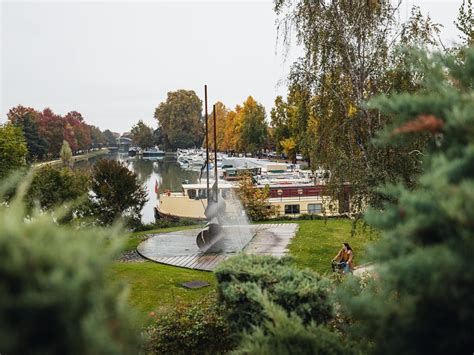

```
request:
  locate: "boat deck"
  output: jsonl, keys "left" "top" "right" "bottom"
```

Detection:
{"left": 137, "top": 223, "right": 298, "bottom": 271}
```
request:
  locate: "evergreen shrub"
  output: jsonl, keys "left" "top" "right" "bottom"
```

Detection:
{"left": 0, "top": 178, "right": 139, "bottom": 354}
{"left": 236, "top": 295, "right": 354, "bottom": 355}
{"left": 144, "top": 295, "right": 235, "bottom": 354}
{"left": 338, "top": 48, "right": 474, "bottom": 354}
{"left": 215, "top": 254, "right": 333, "bottom": 331}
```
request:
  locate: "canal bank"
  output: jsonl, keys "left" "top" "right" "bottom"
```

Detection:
{"left": 33, "top": 149, "right": 110, "bottom": 169}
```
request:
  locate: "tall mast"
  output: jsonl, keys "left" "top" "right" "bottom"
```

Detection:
{"left": 213, "top": 104, "right": 218, "bottom": 201}
{"left": 204, "top": 85, "right": 210, "bottom": 205}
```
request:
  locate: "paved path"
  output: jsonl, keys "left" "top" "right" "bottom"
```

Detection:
{"left": 137, "top": 223, "right": 298, "bottom": 271}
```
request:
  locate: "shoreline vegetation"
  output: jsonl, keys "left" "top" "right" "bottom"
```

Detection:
{"left": 33, "top": 148, "right": 110, "bottom": 168}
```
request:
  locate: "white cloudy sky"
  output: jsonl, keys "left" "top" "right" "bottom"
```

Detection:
{"left": 0, "top": 0, "right": 466, "bottom": 133}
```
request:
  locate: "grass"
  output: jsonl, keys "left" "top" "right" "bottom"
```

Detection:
{"left": 109, "top": 219, "right": 378, "bottom": 316}
{"left": 108, "top": 224, "right": 213, "bottom": 316}
{"left": 108, "top": 262, "right": 216, "bottom": 315}
{"left": 288, "top": 219, "right": 379, "bottom": 275}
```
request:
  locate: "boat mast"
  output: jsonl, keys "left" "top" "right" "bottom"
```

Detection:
{"left": 204, "top": 85, "right": 210, "bottom": 205}
{"left": 213, "top": 104, "right": 218, "bottom": 202}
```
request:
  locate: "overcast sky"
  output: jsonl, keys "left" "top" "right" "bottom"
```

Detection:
{"left": 0, "top": 0, "right": 465, "bottom": 133}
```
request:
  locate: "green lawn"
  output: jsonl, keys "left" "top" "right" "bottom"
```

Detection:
{"left": 288, "top": 219, "right": 379, "bottom": 275}
{"left": 109, "top": 262, "right": 215, "bottom": 314}
{"left": 109, "top": 219, "right": 378, "bottom": 316}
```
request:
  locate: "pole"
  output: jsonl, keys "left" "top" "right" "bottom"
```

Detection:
{"left": 204, "top": 85, "right": 210, "bottom": 205}
{"left": 213, "top": 104, "right": 218, "bottom": 201}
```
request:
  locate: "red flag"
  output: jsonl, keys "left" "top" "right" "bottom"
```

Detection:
{"left": 155, "top": 179, "right": 159, "bottom": 195}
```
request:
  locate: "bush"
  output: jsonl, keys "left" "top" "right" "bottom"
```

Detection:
{"left": 28, "top": 164, "right": 90, "bottom": 212}
{"left": 86, "top": 159, "right": 147, "bottom": 228}
{"left": 144, "top": 294, "right": 235, "bottom": 354}
{"left": 0, "top": 178, "right": 139, "bottom": 354}
{"left": 215, "top": 255, "right": 333, "bottom": 331}
{"left": 236, "top": 295, "right": 354, "bottom": 355}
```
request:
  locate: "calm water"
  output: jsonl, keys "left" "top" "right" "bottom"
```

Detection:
{"left": 77, "top": 152, "right": 199, "bottom": 223}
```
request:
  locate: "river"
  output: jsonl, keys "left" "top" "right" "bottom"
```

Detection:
{"left": 76, "top": 152, "right": 199, "bottom": 223}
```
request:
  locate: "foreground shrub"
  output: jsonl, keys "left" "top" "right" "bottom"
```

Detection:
{"left": 0, "top": 178, "right": 139, "bottom": 354}
{"left": 236, "top": 295, "right": 354, "bottom": 355}
{"left": 144, "top": 295, "right": 235, "bottom": 354}
{"left": 215, "top": 255, "right": 333, "bottom": 331}
{"left": 337, "top": 49, "right": 474, "bottom": 354}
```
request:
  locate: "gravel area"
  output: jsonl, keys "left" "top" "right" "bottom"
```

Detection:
{"left": 117, "top": 250, "right": 146, "bottom": 262}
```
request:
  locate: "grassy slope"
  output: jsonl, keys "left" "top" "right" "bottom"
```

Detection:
{"left": 109, "top": 219, "right": 378, "bottom": 314}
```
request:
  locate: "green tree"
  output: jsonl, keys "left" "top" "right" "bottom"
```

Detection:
{"left": 28, "top": 165, "right": 90, "bottom": 211}
{"left": 275, "top": 0, "right": 441, "bottom": 210}
{"left": 239, "top": 96, "right": 268, "bottom": 154}
{"left": 103, "top": 129, "right": 117, "bottom": 147}
{"left": 0, "top": 179, "right": 139, "bottom": 354}
{"left": 60, "top": 140, "right": 74, "bottom": 167}
{"left": 0, "top": 123, "right": 28, "bottom": 179}
{"left": 154, "top": 90, "right": 204, "bottom": 150}
{"left": 455, "top": 0, "right": 473, "bottom": 47}
{"left": 130, "top": 120, "right": 154, "bottom": 149}
{"left": 90, "top": 125, "right": 107, "bottom": 148}
{"left": 270, "top": 96, "right": 291, "bottom": 154}
{"left": 338, "top": 49, "right": 474, "bottom": 355}
{"left": 88, "top": 159, "right": 148, "bottom": 227}
{"left": 7, "top": 105, "right": 48, "bottom": 162}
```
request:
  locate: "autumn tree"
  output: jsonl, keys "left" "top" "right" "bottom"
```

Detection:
{"left": 0, "top": 124, "right": 28, "bottom": 179}
{"left": 64, "top": 111, "right": 91, "bottom": 153}
{"left": 221, "top": 107, "right": 242, "bottom": 152}
{"left": 130, "top": 120, "right": 154, "bottom": 149}
{"left": 7, "top": 105, "right": 48, "bottom": 162}
{"left": 36, "top": 108, "right": 68, "bottom": 157}
{"left": 239, "top": 97, "right": 268, "bottom": 155}
{"left": 274, "top": 0, "right": 442, "bottom": 210}
{"left": 207, "top": 102, "right": 228, "bottom": 151}
{"left": 237, "top": 174, "right": 277, "bottom": 221}
{"left": 154, "top": 90, "right": 204, "bottom": 150}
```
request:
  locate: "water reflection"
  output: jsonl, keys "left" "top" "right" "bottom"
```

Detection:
{"left": 76, "top": 152, "right": 199, "bottom": 223}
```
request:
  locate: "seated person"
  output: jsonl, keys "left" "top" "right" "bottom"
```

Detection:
{"left": 332, "top": 243, "right": 354, "bottom": 274}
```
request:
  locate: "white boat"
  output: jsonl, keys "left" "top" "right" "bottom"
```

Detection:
{"left": 142, "top": 147, "right": 165, "bottom": 160}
